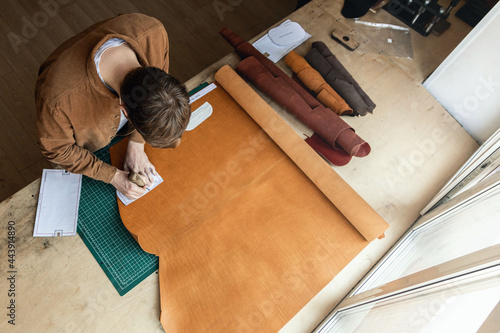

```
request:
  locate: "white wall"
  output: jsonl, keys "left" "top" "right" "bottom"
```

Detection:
{"left": 424, "top": 3, "right": 500, "bottom": 144}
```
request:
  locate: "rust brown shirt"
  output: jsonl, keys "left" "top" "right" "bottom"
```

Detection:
{"left": 35, "top": 13, "right": 169, "bottom": 183}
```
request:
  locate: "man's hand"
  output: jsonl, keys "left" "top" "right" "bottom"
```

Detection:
{"left": 110, "top": 169, "right": 146, "bottom": 200}
{"left": 124, "top": 141, "right": 157, "bottom": 186}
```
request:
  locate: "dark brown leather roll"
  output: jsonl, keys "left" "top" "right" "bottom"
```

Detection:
{"left": 305, "top": 41, "right": 376, "bottom": 116}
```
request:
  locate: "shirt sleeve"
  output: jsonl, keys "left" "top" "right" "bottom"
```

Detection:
{"left": 36, "top": 104, "right": 117, "bottom": 183}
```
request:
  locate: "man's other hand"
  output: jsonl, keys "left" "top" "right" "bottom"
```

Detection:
{"left": 124, "top": 141, "right": 157, "bottom": 186}
{"left": 110, "top": 169, "right": 146, "bottom": 200}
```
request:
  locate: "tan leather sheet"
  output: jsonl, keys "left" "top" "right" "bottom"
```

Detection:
{"left": 110, "top": 66, "right": 388, "bottom": 332}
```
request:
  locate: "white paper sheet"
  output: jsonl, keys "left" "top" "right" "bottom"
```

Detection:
{"left": 253, "top": 20, "right": 311, "bottom": 63}
{"left": 186, "top": 102, "right": 213, "bottom": 131}
{"left": 117, "top": 172, "right": 163, "bottom": 206}
{"left": 33, "top": 169, "right": 82, "bottom": 237}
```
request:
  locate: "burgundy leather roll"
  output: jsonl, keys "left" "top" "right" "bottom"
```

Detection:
{"left": 220, "top": 27, "right": 370, "bottom": 160}
{"left": 305, "top": 133, "right": 352, "bottom": 166}
{"left": 220, "top": 27, "right": 322, "bottom": 109}
{"left": 305, "top": 41, "right": 376, "bottom": 116}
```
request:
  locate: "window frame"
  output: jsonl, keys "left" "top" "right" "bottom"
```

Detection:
{"left": 314, "top": 172, "right": 500, "bottom": 332}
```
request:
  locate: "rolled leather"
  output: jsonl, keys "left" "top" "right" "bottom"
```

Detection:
{"left": 305, "top": 41, "right": 376, "bottom": 116}
{"left": 237, "top": 56, "right": 370, "bottom": 158}
{"left": 305, "top": 133, "right": 352, "bottom": 166}
{"left": 220, "top": 27, "right": 370, "bottom": 159}
{"left": 285, "top": 50, "right": 352, "bottom": 116}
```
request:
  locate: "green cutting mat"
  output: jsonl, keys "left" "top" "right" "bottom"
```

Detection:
{"left": 77, "top": 83, "right": 209, "bottom": 296}
{"left": 77, "top": 139, "right": 158, "bottom": 296}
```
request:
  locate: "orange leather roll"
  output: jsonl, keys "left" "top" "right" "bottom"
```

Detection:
{"left": 285, "top": 50, "right": 352, "bottom": 116}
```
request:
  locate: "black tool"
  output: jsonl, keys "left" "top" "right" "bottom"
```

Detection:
{"left": 383, "top": 0, "right": 461, "bottom": 36}
{"left": 425, "top": 0, "right": 460, "bottom": 33}
{"left": 412, "top": 0, "right": 430, "bottom": 24}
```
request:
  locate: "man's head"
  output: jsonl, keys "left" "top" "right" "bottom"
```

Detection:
{"left": 120, "top": 66, "right": 191, "bottom": 148}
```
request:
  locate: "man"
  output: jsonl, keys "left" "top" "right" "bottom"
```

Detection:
{"left": 35, "top": 13, "right": 191, "bottom": 199}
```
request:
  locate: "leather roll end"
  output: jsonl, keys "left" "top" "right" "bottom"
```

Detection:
{"left": 219, "top": 27, "right": 245, "bottom": 48}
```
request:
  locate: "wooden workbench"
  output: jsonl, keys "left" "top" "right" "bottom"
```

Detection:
{"left": 0, "top": 1, "right": 477, "bottom": 332}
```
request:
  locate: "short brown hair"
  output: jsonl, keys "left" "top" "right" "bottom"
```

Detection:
{"left": 120, "top": 66, "right": 191, "bottom": 148}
